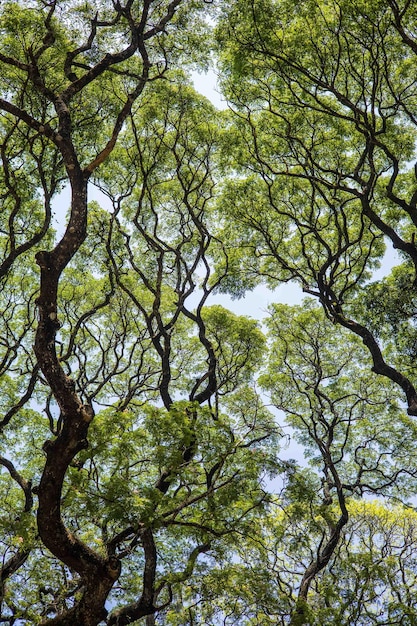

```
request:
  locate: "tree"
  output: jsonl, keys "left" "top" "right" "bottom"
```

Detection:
{"left": 214, "top": 0, "right": 417, "bottom": 622}
{"left": 169, "top": 499, "right": 417, "bottom": 625}
{"left": 217, "top": 0, "right": 417, "bottom": 412}
{"left": 261, "top": 302, "right": 417, "bottom": 624}
{"left": 0, "top": 2, "right": 279, "bottom": 624}
{"left": 153, "top": 302, "right": 417, "bottom": 625}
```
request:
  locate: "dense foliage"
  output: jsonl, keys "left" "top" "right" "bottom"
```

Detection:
{"left": 1, "top": 1, "right": 417, "bottom": 624}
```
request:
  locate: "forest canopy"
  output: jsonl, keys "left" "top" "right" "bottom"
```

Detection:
{"left": 1, "top": 1, "right": 417, "bottom": 625}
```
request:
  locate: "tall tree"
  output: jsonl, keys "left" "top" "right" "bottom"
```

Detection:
{"left": 155, "top": 302, "right": 417, "bottom": 625}
{"left": 261, "top": 302, "right": 417, "bottom": 624}
{"left": 169, "top": 498, "right": 417, "bottom": 625}
{"left": 217, "top": 0, "right": 417, "bottom": 414}
{"left": 215, "top": 0, "right": 417, "bottom": 622}
{"left": 0, "top": 2, "right": 279, "bottom": 625}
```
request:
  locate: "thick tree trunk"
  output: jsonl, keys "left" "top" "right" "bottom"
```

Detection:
{"left": 35, "top": 170, "right": 121, "bottom": 625}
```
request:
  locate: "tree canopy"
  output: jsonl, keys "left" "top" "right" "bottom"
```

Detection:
{"left": 1, "top": 1, "right": 417, "bottom": 625}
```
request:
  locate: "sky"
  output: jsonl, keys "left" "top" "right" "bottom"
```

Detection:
{"left": 191, "top": 68, "right": 227, "bottom": 110}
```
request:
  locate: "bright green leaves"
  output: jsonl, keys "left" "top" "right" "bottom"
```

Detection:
{"left": 202, "top": 305, "right": 265, "bottom": 392}
{"left": 170, "top": 494, "right": 417, "bottom": 624}
{"left": 305, "top": 500, "right": 417, "bottom": 624}
{"left": 216, "top": 114, "right": 386, "bottom": 304}
{"left": 99, "top": 77, "right": 220, "bottom": 227}
{"left": 59, "top": 396, "right": 281, "bottom": 616}
{"left": 216, "top": 0, "right": 417, "bottom": 318}
{"left": 261, "top": 301, "right": 417, "bottom": 501}
{"left": 97, "top": 77, "right": 221, "bottom": 277}
{"left": 219, "top": 0, "right": 413, "bottom": 139}
{"left": 2, "top": 0, "right": 417, "bottom": 623}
